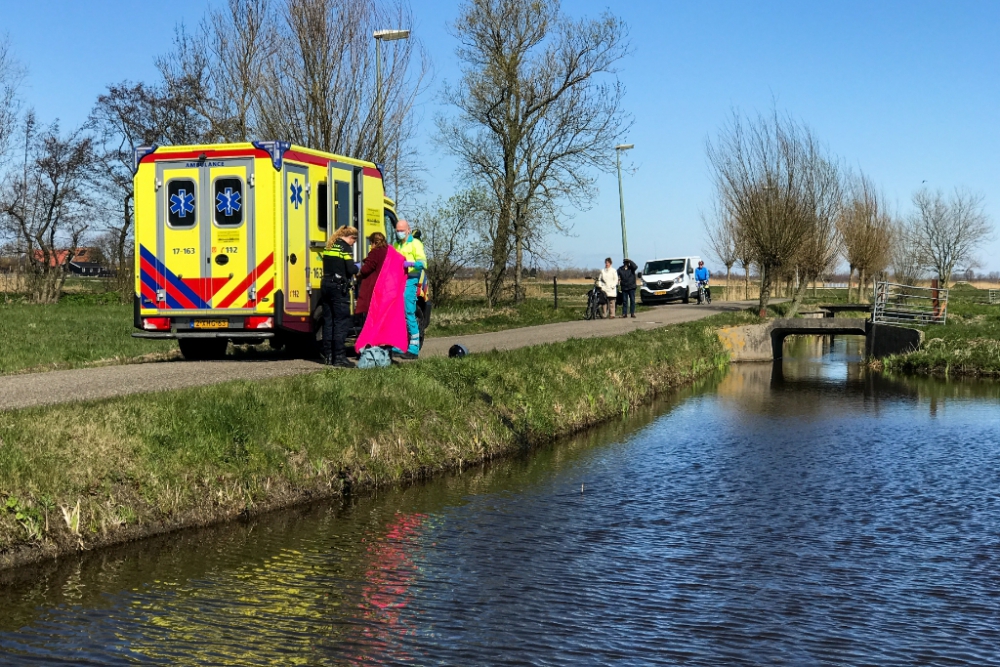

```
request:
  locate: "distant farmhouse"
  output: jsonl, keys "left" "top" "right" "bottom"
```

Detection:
{"left": 30, "top": 248, "right": 111, "bottom": 277}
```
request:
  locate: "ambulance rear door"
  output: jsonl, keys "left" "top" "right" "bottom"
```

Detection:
{"left": 205, "top": 159, "right": 256, "bottom": 309}
{"left": 154, "top": 157, "right": 256, "bottom": 311}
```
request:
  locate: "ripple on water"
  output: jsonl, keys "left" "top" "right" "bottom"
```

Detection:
{"left": 1, "top": 338, "right": 1000, "bottom": 665}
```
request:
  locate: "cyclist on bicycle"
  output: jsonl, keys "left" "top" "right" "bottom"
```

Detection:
{"left": 694, "top": 260, "right": 711, "bottom": 304}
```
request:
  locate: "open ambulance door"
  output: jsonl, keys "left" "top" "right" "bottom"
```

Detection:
{"left": 282, "top": 163, "right": 311, "bottom": 322}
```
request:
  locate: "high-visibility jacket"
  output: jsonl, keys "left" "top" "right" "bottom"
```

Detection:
{"left": 393, "top": 234, "right": 426, "bottom": 280}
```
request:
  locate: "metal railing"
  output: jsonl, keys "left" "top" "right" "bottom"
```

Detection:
{"left": 873, "top": 281, "right": 948, "bottom": 325}
{"left": 990, "top": 289, "right": 999, "bottom": 305}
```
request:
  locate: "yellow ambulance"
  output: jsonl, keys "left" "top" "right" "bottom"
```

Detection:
{"left": 131, "top": 141, "right": 425, "bottom": 359}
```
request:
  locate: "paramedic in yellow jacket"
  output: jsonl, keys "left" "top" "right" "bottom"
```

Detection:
{"left": 393, "top": 218, "right": 426, "bottom": 359}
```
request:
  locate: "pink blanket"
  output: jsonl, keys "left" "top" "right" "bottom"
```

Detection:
{"left": 355, "top": 246, "right": 409, "bottom": 353}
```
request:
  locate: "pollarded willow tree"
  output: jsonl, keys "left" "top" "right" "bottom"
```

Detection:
{"left": 438, "top": 0, "right": 632, "bottom": 305}
{"left": 157, "top": 0, "right": 428, "bottom": 205}
{"left": 703, "top": 202, "right": 738, "bottom": 300}
{"left": 837, "top": 173, "right": 893, "bottom": 302}
{"left": 708, "top": 109, "right": 818, "bottom": 317}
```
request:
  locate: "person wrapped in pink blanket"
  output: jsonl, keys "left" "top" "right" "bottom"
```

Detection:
{"left": 355, "top": 235, "right": 409, "bottom": 356}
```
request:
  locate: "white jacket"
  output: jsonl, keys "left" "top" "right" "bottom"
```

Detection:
{"left": 599, "top": 266, "right": 619, "bottom": 297}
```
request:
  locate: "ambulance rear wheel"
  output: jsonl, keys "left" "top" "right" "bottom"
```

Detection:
{"left": 178, "top": 338, "right": 229, "bottom": 361}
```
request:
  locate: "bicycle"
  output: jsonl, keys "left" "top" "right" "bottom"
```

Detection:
{"left": 696, "top": 280, "right": 712, "bottom": 305}
{"left": 584, "top": 277, "right": 607, "bottom": 320}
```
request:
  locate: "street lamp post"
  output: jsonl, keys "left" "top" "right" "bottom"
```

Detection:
{"left": 615, "top": 143, "right": 634, "bottom": 260}
{"left": 373, "top": 29, "right": 410, "bottom": 165}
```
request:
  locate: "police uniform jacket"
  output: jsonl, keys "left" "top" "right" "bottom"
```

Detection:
{"left": 322, "top": 239, "right": 358, "bottom": 289}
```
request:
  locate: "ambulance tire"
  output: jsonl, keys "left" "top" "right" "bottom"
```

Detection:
{"left": 682, "top": 288, "right": 690, "bottom": 304}
{"left": 178, "top": 338, "right": 229, "bottom": 361}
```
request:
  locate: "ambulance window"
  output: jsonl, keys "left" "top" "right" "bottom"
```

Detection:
{"left": 334, "top": 181, "right": 351, "bottom": 229}
{"left": 317, "top": 181, "right": 329, "bottom": 230}
{"left": 384, "top": 208, "right": 398, "bottom": 239}
{"left": 167, "top": 179, "right": 197, "bottom": 228}
{"left": 213, "top": 177, "right": 244, "bottom": 226}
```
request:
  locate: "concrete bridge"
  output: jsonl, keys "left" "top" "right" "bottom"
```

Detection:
{"left": 717, "top": 318, "right": 923, "bottom": 362}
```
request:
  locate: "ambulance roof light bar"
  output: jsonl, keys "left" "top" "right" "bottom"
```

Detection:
{"left": 373, "top": 29, "right": 410, "bottom": 41}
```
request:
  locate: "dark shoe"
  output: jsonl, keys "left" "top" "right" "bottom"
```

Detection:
{"left": 332, "top": 356, "right": 355, "bottom": 368}
{"left": 399, "top": 352, "right": 418, "bottom": 360}
{"left": 322, "top": 354, "right": 334, "bottom": 365}
{"left": 630, "top": 314, "right": 636, "bottom": 318}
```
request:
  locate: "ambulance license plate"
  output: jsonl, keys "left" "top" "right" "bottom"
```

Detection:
{"left": 194, "top": 319, "right": 229, "bottom": 329}
{"left": 654, "top": 290, "right": 667, "bottom": 296}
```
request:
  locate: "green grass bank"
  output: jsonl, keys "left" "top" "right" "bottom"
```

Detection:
{"left": 0, "top": 309, "right": 759, "bottom": 570}
{"left": 878, "top": 290, "right": 1000, "bottom": 377}
{"left": 0, "top": 290, "right": 603, "bottom": 375}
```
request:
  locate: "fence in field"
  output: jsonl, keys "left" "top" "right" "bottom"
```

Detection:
{"left": 873, "top": 281, "right": 948, "bottom": 325}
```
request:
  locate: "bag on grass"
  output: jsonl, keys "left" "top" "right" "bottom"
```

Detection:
{"left": 357, "top": 345, "right": 391, "bottom": 369}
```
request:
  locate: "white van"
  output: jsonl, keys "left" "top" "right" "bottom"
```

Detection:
{"left": 638, "top": 256, "right": 702, "bottom": 305}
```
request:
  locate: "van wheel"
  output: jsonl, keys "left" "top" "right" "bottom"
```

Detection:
{"left": 682, "top": 289, "right": 690, "bottom": 304}
{"left": 178, "top": 338, "right": 229, "bottom": 360}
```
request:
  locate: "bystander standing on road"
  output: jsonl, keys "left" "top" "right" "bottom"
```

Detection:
{"left": 618, "top": 258, "right": 638, "bottom": 318}
{"left": 599, "top": 257, "right": 619, "bottom": 319}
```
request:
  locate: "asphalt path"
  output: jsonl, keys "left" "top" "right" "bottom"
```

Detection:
{"left": 0, "top": 301, "right": 757, "bottom": 411}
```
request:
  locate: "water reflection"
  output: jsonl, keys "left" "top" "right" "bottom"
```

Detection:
{"left": 1, "top": 340, "right": 999, "bottom": 665}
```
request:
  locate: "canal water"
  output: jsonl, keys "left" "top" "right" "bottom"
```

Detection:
{"left": 1, "top": 337, "right": 999, "bottom": 665}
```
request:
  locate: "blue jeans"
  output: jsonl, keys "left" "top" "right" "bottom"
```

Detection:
{"left": 621, "top": 289, "right": 635, "bottom": 316}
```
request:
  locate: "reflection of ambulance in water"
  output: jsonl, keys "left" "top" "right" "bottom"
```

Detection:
{"left": 131, "top": 141, "right": 430, "bottom": 359}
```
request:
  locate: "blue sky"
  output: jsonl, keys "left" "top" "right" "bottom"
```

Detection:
{"left": 4, "top": 0, "right": 998, "bottom": 272}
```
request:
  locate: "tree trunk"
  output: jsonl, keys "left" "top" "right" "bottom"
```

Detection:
{"left": 858, "top": 267, "right": 867, "bottom": 304}
{"left": 786, "top": 273, "right": 811, "bottom": 318}
{"left": 743, "top": 262, "right": 750, "bottom": 300}
{"left": 757, "top": 264, "right": 772, "bottom": 318}
{"left": 847, "top": 264, "right": 855, "bottom": 302}
{"left": 725, "top": 264, "right": 732, "bottom": 302}
{"left": 513, "top": 203, "right": 524, "bottom": 304}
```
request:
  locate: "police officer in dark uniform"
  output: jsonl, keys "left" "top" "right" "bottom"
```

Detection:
{"left": 321, "top": 226, "right": 359, "bottom": 367}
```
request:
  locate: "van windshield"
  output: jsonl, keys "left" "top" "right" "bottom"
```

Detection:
{"left": 644, "top": 259, "right": 686, "bottom": 275}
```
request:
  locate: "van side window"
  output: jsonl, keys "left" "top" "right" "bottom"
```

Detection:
{"left": 213, "top": 177, "right": 243, "bottom": 226}
{"left": 167, "top": 179, "right": 197, "bottom": 228}
{"left": 317, "top": 181, "right": 328, "bottom": 230}
{"left": 334, "top": 181, "right": 351, "bottom": 229}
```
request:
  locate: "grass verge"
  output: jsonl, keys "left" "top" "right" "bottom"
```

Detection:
{"left": 1, "top": 291, "right": 606, "bottom": 375}
{"left": 0, "top": 309, "right": 759, "bottom": 569}
{"left": 878, "top": 289, "right": 1000, "bottom": 376}
{"left": 0, "top": 294, "right": 177, "bottom": 375}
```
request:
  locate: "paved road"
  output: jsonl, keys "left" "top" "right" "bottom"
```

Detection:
{"left": 0, "top": 301, "right": 755, "bottom": 411}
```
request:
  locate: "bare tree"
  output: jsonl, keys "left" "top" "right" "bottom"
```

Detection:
{"left": 439, "top": 0, "right": 631, "bottom": 305}
{"left": 785, "top": 146, "right": 842, "bottom": 317}
{"left": 88, "top": 80, "right": 209, "bottom": 300}
{"left": 838, "top": 173, "right": 892, "bottom": 302}
{"left": 707, "top": 109, "right": 817, "bottom": 316}
{"left": 909, "top": 187, "right": 993, "bottom": 289}
{"left": 889, "top": 218, "right": 923, "bottom": 286}
{"left": 411, "top": 189, "right": 493, "bottom": 304}
{"left": 703, "top": 203, "right": 737, "bottom": 300}
{"left": 0, "top": 118, "right": 97, "bottom": 303}
{"left": 159, "top": 0, "right": 428, "bottom": 208}
{"left": 0, "top": 35, "right": 26, "bottom": 165}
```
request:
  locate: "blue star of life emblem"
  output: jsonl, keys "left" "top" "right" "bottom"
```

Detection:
{"left": 290, "top": 179, "right": 303, "bottom": 210}
{"left": 169, "top": 189, "right": 195, "bottom": 218}
{"left": 216, "top": 187, "right": 241, "bottom": 216}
